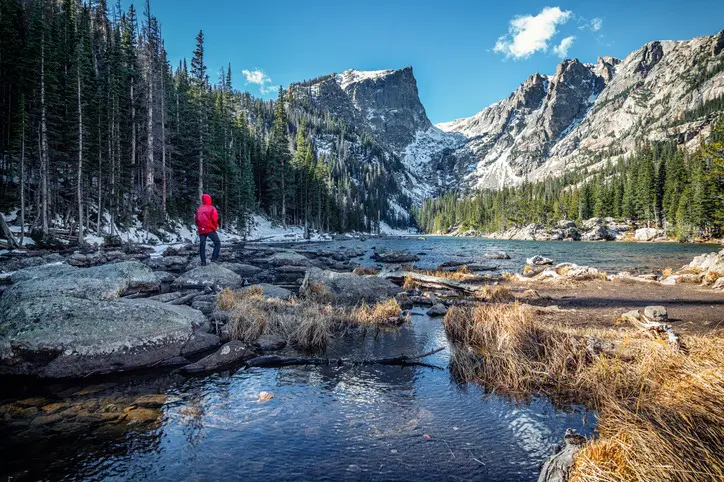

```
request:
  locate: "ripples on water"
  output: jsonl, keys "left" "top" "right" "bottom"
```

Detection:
{"left": 5, "top": 238, "right": 714, "bottom": 480}
{"left": 335, "top": 236, "right": 718, "bottom": 274}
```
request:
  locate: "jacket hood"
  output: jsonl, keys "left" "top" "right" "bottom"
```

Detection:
{"left": 201, "top": 193, "right": 212, "bottom": 205}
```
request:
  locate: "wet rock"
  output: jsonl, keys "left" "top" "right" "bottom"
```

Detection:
{"left": 253, "top": 335, "right": 287, "bottom": 351}
{"left": 395, "top": 292, "right": 414, "bottom": 309}
{"left": 526, "top": 255, "right": 553, "bottom": 266}
{"left": 171, "top": 264, "right": 243, "bottom": 290}
{"left": 123, "top": 407, "right": 160, "bottom": 423}
{"left": 242, "top": 283, "right": 293, "bottom": 300}
{"left": 300, "top": 267, "right": 402, "bottom": 305}
{"left": 371, "top": 250, "right": 419, "bottom": 263}
{"left": 257, "top": 391, "right": 275, "bottom": 402}
{"left": 483, "top": 252, "right": 511, "bottom": 259}
{"left": 132, "top": 394, "right": 168, "bottom": 408}
{"left": 644, "top": 305, "right": 668, "bottom": 322}
{"left": 426, "top": 303, "right": 448, "bottom": 317}
{"left": 179, "top": 340, "right": 257, "bottom": 374}
{"left": 538, "top": 428, "right": 587, "bottom": 482}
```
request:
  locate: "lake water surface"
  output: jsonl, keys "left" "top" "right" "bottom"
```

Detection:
{"left": 1, "top": 238, "right": 718, "bottom": 481}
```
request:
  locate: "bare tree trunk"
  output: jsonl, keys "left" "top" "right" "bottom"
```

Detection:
{"left": 40, "top": 32, "right": 49, "bottom": 235}
{"left": 160, "top": 70, "right": 167, "bottom": 216}
{"left": 20, "top": 104, "right": 26, "bottom": 245}
{"left": 145, "top": 68, "right": 154, "bottom": 224}
{"left": 198, "top": 130, "right": 204, "bottom": 199}
{"left": 77, "top": 69, "right": 85, "bottom": 245}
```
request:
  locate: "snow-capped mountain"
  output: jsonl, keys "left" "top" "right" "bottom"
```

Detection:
{"left": 439, "top": 30, "right": 724, "bottom": 189}
{"left": 291, "top": 30, "right": 724, "bottom": 217}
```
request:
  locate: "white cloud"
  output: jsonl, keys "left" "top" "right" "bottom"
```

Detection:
{"left": 553, "top": 36, "right": 575, "bottom": 58}
{"left": 242, "top": 68, "right": 277, "bottom": 95}
{"left": 590, "top": 18, "right": 603, "bottom": 31}
{"left": 493, "top": 7, "right": 573, "bottom": 59}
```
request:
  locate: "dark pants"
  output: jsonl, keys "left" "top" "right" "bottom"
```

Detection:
{"left": 199, "top": 231, "right": 220, "bottom": 265}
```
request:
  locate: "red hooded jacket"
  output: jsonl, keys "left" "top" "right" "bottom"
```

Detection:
{"left": 195, "top": 194, "right": 219, "bottom": 235}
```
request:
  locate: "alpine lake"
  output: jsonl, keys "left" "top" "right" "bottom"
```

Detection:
{"left": 1, "top": 237, "right": 718, "bottom": 481}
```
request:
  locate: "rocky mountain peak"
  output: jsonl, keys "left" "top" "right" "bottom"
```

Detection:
{"left": 300, "top": 66, "right": 431, "bottom": 154}
{"left": 635, "top": 41, "right": 665, "bottom": 75}
{"left": 511, "top": 72, "right": 548, "bottom": 110}
{"left": 541, "top": 58, "right": 604, "bottom": 140}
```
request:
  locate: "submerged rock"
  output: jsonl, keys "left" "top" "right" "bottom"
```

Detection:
{"left": 371, "top": 250, "right": 419, "bottom": 263}
{"left": 426, "top": 303, "right": 448, "bottom": 317}
{"left": 300, "top": 267, "right": 402, "bottom": 304}
{"left": 483, "top": 252, "right": 511, "bottom": 259}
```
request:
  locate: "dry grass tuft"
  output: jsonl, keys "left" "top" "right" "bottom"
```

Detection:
{"left": 353, "top": 266, "right": 380, "bottom": 276}
{"left": 403, "top": 274, "right": 418, "bottom": 290}
{"left": 476, "top": 285, "right": 514, "bottom": 303}
{"left": 443, "top": 303, "right": 724, "bottom": 481}
{"left": 351, "top": 299, "right": 403, "bottom": 325}
{"left": 223, "top": 288, "right": 407, "bottom": 351}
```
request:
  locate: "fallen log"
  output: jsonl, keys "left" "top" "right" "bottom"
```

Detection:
{"left": 382, "top": 271, "right": 481, "bottom": 294}
{"left": 0, "top": 215, "right": 19, "bottom": 249}
{"left": 245, "top": 346, "right": 446, "bottom": 369}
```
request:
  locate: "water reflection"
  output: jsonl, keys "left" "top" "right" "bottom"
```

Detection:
{"left": 1, "top": 312, "right": 593, "bottom": 481}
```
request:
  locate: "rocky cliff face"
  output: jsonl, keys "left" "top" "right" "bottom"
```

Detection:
{"left": 298, "top": 67, "right": 432, "bottom": 153}
{"left": 440, "top": 31, "right": 724, "bottom": 189}
{"left": 291, "top": 30, "right": 724, "bottom": 214}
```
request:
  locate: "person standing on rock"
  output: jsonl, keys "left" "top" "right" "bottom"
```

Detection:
{"left": 195, "top": 193, "right": 220, "bottom": 266}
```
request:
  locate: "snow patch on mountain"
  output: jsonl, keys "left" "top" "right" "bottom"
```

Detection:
{"left": 336, "top": 69, "right": 396, "bottom": 90}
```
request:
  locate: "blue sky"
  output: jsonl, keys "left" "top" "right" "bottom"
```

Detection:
{"left": 123, "top": 0, "right": 724, "bottom": 123}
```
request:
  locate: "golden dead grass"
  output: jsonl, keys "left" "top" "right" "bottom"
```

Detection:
{"left": 444, "top": 303, "right": 724, "bottom": 482}
{"left": 476, "top": 285, "right": 514, "bottom": 303}
{"left": 353, "top": 266, "right": 380, "bottom": 276}
{"left": 220, "top": 287, "right": 406, "bottom": 351}
{"left": 351, "top": 299, "right": 403, "bottom": 325}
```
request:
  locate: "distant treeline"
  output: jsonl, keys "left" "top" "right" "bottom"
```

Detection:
{"left": 0, "top": 0, "right": 405, "bottom": 244}
{"left": 415, "top": 117, "right": 724, "bottom": 240}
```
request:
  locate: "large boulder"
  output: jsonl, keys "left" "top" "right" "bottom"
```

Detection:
{"left": 172, "top": 264, "right": 243, "bottom": 289}
{"left": 300, "top": 267, "right": 402, "bottom": 304}
{"left": 635, "top": 227, "right": 659, "bottom": 241}
{"left": 0, "top": 297, "right": 216, "bottom": 378}
{"left": 3, "top": 261, "right": 159, "bottom": 303}
{"left": 0, "top": 260, "right": 218, "bottom": 377}
{"left": 526, "top": 255, "right": 553, "bottom": 266}
{"left": 687, "top": 248, "right": 724, "bottom": 276}
{"left": 583, "top": 226, "right": 618, "bottom": 241}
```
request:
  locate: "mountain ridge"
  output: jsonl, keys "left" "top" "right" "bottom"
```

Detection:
{"left": 296, "top": 29, "right": 724, "bottom": 207}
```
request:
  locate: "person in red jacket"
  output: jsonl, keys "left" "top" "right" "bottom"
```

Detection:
{"left": 195, "top": 193, "right": 220, "bottom": 266}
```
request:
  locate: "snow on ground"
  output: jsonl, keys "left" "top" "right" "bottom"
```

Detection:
{"left": 379, "top": 221, "right": 417, "bottom": 236}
